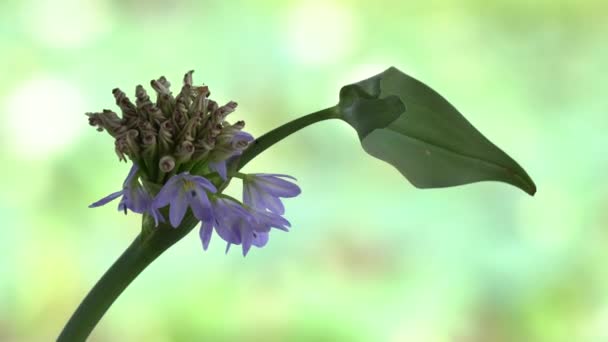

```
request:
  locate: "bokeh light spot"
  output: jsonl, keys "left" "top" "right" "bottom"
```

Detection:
{"left": 4, "top": 77, "right": 86, "bottom": 160}
{"left": 23, "top": 0, "right": 111, "bottom": 48}
{"left": 284, "top": 1, "right": 356, "bottom": 65}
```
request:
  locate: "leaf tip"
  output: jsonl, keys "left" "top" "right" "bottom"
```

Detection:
{"left": 520, "top": 175, "right": 537, "bottom": 196}
{"left": 508, "top": 165, "right": 537, "bottom": 196}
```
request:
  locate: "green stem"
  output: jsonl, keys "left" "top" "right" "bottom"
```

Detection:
{"left": 57, "top": 215, "right": 198, "bottom": 342}
{"left": 235, "top": 105, "right": 341, "bottom": 171}
{"left": 58, "top": 105, "right": 341, "bottom": 341}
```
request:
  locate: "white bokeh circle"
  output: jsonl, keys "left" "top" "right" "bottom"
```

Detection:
{"left": 4, "top": 77, "right": 86, "bottom": 160}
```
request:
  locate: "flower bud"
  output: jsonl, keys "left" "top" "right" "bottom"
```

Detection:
{"left": 125, "top": 129, "right": 141, "bottom": 158}
{"left": 159, "top": 155, "right": 176, "bottom": 173}
{"left": 191, "top": 86, "right": 209, "bottom": 115}
{"left": 88, "top": 70, "right": 253, "bottom": 179}
{"left": 175, "top": 141, "right": 195, "bottom": 163}
{"left": 112, "top": 88, "right": 137, "bottom": 120}
{"left": 183, "top": 70, "right": 194, "bottom": 86}
{"left": 115, "top": 138, "right": 128, "bottom": 162}
{"left": 135, "top": 85, "right": 153, "bottom": 108}
{"left": 86, "top": 110, "right": 125, "bottom": 137}
{"left": 150, "top": 76, "right": 171, "bottom": 94}
{"left": 232, "top": 120, "right": 245, "bottom": 130}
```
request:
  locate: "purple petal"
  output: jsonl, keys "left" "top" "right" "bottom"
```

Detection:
{"left": 243, "top": 183, "right": 253, "bottom": 206}
{"left": 252, "top": 173, "right": 297, "bottom": 181}
{"left": 169, "top": 191, "right": 188, "bottom": 228}
{"left": 209, "top": 161, "right": 228, "bottom": 180}
{"left": 260, "top": 192, "right": 285, "bottom": 215}
{"left": 264, "top": 211, "right": 291, "bottom": 230}
{"left": 244, "top": 183, "right": 285, "bottom": 214}
{"left": 191, "top": 176, "right": 218, "bottom": 193}
{"left": 127, "top": 186, "right": 150, "bottom": 213}
{"left": 233, "top": 131, "right": 254, "bottom": 142}
{"left": 199, "top": 221, "right": 213, "bottom": 250}
{"left": 153, "top": 178, "right": 181, "bottom": 208}
{"left": 252, "top": 232, "right": 269, "bottom": 247}
{"left": 216, "top": 223, "right": 238, "bottom": 244}
{"left": 89, "top": 190, "right": 123, "bottom": 208}
{"left": 189, "top": 188, "right": 213, "bottom": 221}
{"left": 236, "top": 216, "right": 251, "bottom": 238}
{"left": 225, "top": 198, "right": 253, "bottom": 217}
{"left": 212, "top": 198, "right": 255, "bottom": 247}
{"left": 123, "top": 164, "right": 140, "bottom": 187}
{"left": 242, "top": 233, "right": 252, "bottom": 256}
{"left": 243, "top": 183, "right": 265, "bottom": 209}
{"left": 231, "top": 131, "right": 254, "bottom": 152}
{"left": 213, "top": 206, "right": 239, "bottom": 244}
{"left": 254, "top": 175, "right": 301, "bottom": 198}
{"left": 252, "top": 209, "right": 291, "bottom": 232}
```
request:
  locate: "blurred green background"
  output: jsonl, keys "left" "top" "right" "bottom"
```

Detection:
{"left": 1, "top": 0, "right": 607, "bottom": 341}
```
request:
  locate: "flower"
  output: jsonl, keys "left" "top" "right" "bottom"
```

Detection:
{"left": 152, "top": 172, "right": 217, "bottom": 228}
{"left": 198, "top": 173, "right": 300, "bottom": 256}
{"left": 89, "top": 165, "right": 163, "bottom": 225}
{"left": 86, "top": 71, "right": 302, "bottom": 256}
{"left": 200, "top": 197, "right": 253, "bottom": 254}
{"left": 199, "top": 197, "right": 292, "bottom": 256}
{"left": 242, "top": 174, "right": 301, "bottom": 214}
{"left": 209, "top": 130, "right": 254, "bottom": 180}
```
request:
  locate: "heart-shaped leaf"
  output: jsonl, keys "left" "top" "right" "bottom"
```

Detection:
{"left": 339, "top": 67, "right": 536, "bottom": 195}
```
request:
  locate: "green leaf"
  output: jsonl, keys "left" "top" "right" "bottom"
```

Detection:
{"left": 339, "top": 67, "right": 536, "bottom": 195}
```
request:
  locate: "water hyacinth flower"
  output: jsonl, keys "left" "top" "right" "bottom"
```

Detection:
{"left": 242, "top": 174, "right": 301, "bottom": 215}
{"left": 199, "top": 196, "right": 292, "bottom": 256}
{"left": 152, "top": 172, "right": 217, "bottom": 228}
{"left": 200, "top": 197, "right": 253, "bottom": 254}
{"left": 85, "top": 70, "right": 299, "bottom": 255}
{"left": 89, "top": 165, "right": 163, "bottom": 225}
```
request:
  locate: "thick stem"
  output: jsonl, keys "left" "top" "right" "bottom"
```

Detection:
{"left": 57, "top": 216, "right": 198, "bottom": 342}
{"left": 236, "top": 105, "right": 341, "bottom": 171}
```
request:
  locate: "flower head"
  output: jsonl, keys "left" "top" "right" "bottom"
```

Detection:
{"left": 242, "top": 174, "right": 301, "bottom": 215}
{"left": 152, "top": 172, "right": 217, "bottom": 228}
{"left": 87, "top": 70, "right": 254, "bottom": 180}
{"left": 87, "top": 71, "right": 302, "bottom": 256}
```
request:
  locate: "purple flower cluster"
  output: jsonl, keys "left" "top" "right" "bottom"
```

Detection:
{"left": 87, "top": 71, "right": 301, "bottom": 255}
{"left": 91, "top": 171, "right": 300, "bottom": 255}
